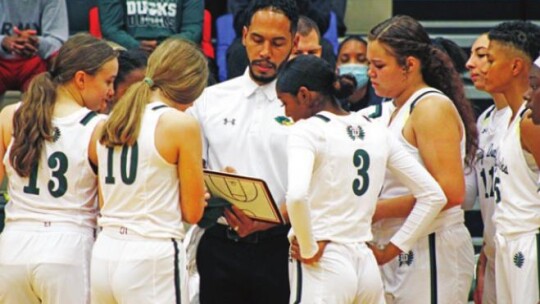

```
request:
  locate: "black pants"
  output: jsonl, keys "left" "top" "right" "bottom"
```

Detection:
{"left": 197, "top": 224, "right": 290, "bottom": 304}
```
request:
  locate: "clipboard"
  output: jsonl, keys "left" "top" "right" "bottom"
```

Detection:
{"left": 203, "top": 170, "right": 284, "bottom": 224}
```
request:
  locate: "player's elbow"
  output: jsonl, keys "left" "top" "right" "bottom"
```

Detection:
{"left": 183, "top": 210, "right": 203, "bottom": 225}
{"left": 443, "top": 190, "right": 465, "bottom": 209}
{"left": 181, "top": 202, "right": 205, "bottom": 224}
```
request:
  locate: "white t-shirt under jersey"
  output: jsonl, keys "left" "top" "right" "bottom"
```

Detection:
{"left": 98, "top": 102, "right": 184, "bottom": 239}
{"left": 287, "top": 111, "right": 446, "bottom": 258}
{"left": 4, "top": 107, "right": 103, "bottom": 229}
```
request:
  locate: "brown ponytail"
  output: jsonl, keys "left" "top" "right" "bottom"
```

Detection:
{"left": 9, "top": 73, "right": 57, "bottom": 177}
{"left": 9, "top": 34, "right": 117, "bottom": 177}
{"left": 100, "top": 38, "right": 209, "bottom": 147}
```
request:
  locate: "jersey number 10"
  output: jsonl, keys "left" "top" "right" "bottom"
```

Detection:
{"left": 105, "top": 142, "right": 139, "bottom": 185}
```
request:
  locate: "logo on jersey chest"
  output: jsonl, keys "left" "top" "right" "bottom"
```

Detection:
{"left": 274, "top": 116, "right": 293, "bottom": 126}
{"left": 398, "top": 250, "right": 414, "bottom": 267}
{"left": 52, "top": 127, "right": 61, "bottom": 142}
{"left": 346, "top": 125, "right": 365, "bottom": 141}
{"left": 513, "top": 251, "right": 525, "bottom": 268}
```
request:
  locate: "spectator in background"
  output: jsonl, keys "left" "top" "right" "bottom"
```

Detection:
{"left": 0, "top": 0, "right": 68, "bottom": 95}
{"left": 226, "top": 0, "right": 334, "bottom": 79}
{"left": 100, "top": 48, "right": 148, "bottom": 113}
{"left": 98, "top": 0, "right": 203, "bottom": 54}
{"left": 289, "top": 16, "right": 323, "bottom": 59}
{"left": 336, "top": 35, "right": 383, "bottom": 111}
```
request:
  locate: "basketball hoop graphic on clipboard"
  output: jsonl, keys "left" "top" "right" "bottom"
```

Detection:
{"left": 206, "top": 175, "right": 258, "bottom": 203}
{"left": 203, "top": 170, "right": 284, "bottom": 224}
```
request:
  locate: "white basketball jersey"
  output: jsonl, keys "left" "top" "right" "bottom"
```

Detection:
{"left": 493, "top": 104, "right": 540, "bottom": 236}
{"left": 3, "top": 107, "right": 103, "bottom": 228}
{"left": 374, "top": 88, "right": 466, "bottom": 243}
{"left": 288, "top": 112, "right": 391, "bottom": 243}
{"left": 475, "top": 105, "right": 511, "bottom": 259}
{"left": 97, "top": 102, "right": 185, "bottom": 239}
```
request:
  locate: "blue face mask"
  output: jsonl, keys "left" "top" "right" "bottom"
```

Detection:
{"left": 338, "top": 63, "right": 369, "bottom": 88}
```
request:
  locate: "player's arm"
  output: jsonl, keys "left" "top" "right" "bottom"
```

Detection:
{"left": 89, "top": 120, "right": 106, "bottom": 209}
{"left": 0, "top": 104, "right": 17, "bottom": 182}
{"left": 159, "top": 111, "right": 205, "bottom": 224}
{"left": 0, "top": 108, "right": 6, "bottom": 182}
{"left": 462, "top": 166, "right": 479, "bottom": 210}
{"left": 413, "top": 96, "right": 466, "bottom": 209}
{"left": 286, "top": 145, "right": 318, "bottom": 260}
{"left": 98, "top": 0, "right": 140, "bottom": 49}
{"left": 473, "top": 246, "right": 487, "bottom": 304}
{"left": 521, "top": 112, "right": 540, "bottom": 171}
{"left": 372, "top": 133, "right": 447, "bottom": 265}
{"left": 177, "top": 113, "right": 206, "bottom": 224}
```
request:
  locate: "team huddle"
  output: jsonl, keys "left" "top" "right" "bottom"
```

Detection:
{"left": 0, "top": 0, "right": 540, "bottom": 304}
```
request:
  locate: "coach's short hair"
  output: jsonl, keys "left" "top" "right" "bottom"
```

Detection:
{"left": 244, "top": 0, "right": 299, "bottom": 34}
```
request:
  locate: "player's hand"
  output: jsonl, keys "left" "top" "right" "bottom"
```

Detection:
{"left": 224, "top": 205, "right": 275, "bottom": 237}
{"left": 368, "top": 242, "right": 401, "bottom": 265}
{"left": 139, "top": 40, "right": 157, "bottom": 53}
{"left": 223, "top": 166, "right": 237, "bottom": 174}
{"left": 473, "top": 250, "right": 487, "bottom": 304}
{"left": 290, "top": 238, "right": 328, "bottom": 265}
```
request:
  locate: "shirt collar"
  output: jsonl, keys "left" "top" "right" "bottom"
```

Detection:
{"left": 241, "top": 68, "right": 278, "bottom": 102}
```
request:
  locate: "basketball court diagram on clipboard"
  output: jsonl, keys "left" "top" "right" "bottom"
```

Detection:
{"left": 203, "top": 170, "right": 283, "bottom": 224}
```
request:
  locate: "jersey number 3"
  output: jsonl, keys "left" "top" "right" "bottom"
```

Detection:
{"left": 352, "top": 149, "right": 370, "bottom": 196}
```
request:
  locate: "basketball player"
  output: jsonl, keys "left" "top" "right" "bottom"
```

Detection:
{"left": 482, "top": 21, "right": 540, "bottom": 304}
{"left": 465, "top": 33, "right": 511, "bottom": 304}
{"left": 279, "top": 55, "right": 447, "bottom": 304}
{"left": 526, "top": 55, "right": 540, "bottom": 125}
{"left": 366, "top": 15, "right": 478, "bottom": 303}
{"left": 91, "top": 38, "right": 208, "bottom": 304}
{"left": 0, "top": 34, "right": 117, "bottom": 303}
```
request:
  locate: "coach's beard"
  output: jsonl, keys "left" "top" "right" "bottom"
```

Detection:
{"left": 248, "top": 59, "right": 278, "bottom": 84}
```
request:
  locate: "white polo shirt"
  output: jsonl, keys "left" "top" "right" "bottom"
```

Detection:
{"left": 188, "top": 69, "right": 290, "bottom": 206}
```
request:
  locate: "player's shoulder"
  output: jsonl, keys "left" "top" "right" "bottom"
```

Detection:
{"left": 160, "top": 108, "right": 200, "bottom": 135}
{"left": 0, "top": 102, "right": 20, "bottom": 120}
{"left": 477, "top": 105, "right": 496, "bottom": 123}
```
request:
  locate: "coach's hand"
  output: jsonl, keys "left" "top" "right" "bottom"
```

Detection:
{"left": 368, "top": 242, "right": 401, "bottom": 265}
{"left": 224, "top": 205, "right": 275, "bottom": 238}
{"left": 290, "top": 238, "right": 328, "bottom": 265}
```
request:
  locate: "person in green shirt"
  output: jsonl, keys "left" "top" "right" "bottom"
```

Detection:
{"left": 98, "top": 0, "right": 203, "bottom": 53}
